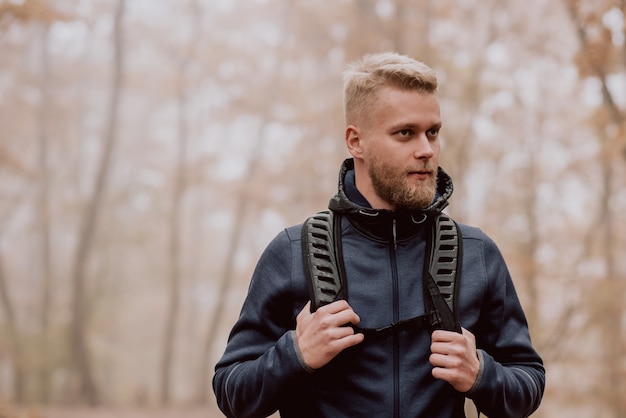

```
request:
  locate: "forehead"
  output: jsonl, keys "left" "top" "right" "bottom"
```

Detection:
{"left": 368, "top": 86, "right": 441, "bottom": 127}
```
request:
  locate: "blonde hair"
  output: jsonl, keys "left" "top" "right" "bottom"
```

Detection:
{"left": 343, "top": 52, "right": 438, "bottom": 125}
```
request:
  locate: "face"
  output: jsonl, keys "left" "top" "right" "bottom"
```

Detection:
{"left": 347, "top": 86, "right": 441, "bottom": 211}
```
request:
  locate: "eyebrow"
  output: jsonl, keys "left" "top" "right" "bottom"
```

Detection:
{"left": 389, "top": 121, "right": 443, "bottom": 131}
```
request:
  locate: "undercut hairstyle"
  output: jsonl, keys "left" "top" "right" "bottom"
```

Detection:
{"left": 342, "top": 52, "right": 438, "bottom": 125}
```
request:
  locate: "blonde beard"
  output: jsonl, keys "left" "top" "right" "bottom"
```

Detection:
{"left": 368, "top": 158, "right": 437, "bottom": 211}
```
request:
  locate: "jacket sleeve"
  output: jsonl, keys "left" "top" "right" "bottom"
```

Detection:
{"left": 464, "top": 231, "right": 546, "bottom": 418}
{"left": 212, "top": 228, "right": 310, "bottom": 418}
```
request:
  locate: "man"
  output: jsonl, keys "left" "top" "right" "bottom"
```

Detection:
{"left": 213, "top": 52, "right": 545, "bottom": 418}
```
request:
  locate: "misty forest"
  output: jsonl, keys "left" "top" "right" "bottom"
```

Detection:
{"left": 0, "top": 0, "right": 625, "bottom": 417}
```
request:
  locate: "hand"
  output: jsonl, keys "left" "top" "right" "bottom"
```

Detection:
{"left": 429, "top": 327, "right": 480, "bottom": 392}
{"left": 295, "top": 300, "right": 364, "bottom": 370}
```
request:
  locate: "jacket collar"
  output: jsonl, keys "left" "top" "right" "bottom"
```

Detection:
{"left": 328, "top": 158, "right": 454, "bottom": 241}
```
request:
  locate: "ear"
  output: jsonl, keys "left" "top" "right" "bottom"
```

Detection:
{"left": 345, "top": 125, "right": 364, "bottom": 159}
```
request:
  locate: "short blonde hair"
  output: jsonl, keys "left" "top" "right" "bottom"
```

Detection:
{"left": 343, "top": 52, "right": 438, "bottom": 125}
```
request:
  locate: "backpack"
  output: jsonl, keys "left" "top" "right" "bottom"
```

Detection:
{"left": 301, "top": 210, "right": 462, "bottom": 339}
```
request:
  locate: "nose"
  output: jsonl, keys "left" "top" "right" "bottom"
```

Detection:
{"left": 413, "top": 135, "right": 435, "bottom": 160}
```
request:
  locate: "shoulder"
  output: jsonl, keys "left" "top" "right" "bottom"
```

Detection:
{"left": 262, "top": 211, "right": 330, "bottom": 261}
{"left": 456, "top": 222, "right": 498, "bottom": 247}
{"left": 284, "top": 223, "right": 304, "bottom": 242}
{"left": 262, "top": 223, "right": 303, "bottom": 255}
{"left": 456, "top": 222, "right": 487, "bottom": 240}
{"left": 455, "top": 222, "right": 507, "bottom": 266}
{"left": 250, "top": 224, "right": 306, "bottom": 292}
{"left": 282, "top": 210, "right": 331, "bottom": 243}
{"left": 257, "top": 222, "right": 308, "bottom": 273}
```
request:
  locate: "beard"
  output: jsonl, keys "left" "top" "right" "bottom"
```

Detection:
{"left": 368, "top": 156, "right": 437, "bottom": 211}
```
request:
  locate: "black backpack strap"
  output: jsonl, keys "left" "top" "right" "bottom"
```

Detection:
{"left": 423, "top": 213, "right": 462, "bottom": 333}
{"left": 301, "top": 211, "right": 347, "bottom": 312}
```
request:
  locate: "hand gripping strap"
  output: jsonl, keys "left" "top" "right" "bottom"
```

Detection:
{"left": 424, "top": 214, "right": 462, "bottom": 333}
{"left": 301, "top": 211, "right": 347, "bottom": 312}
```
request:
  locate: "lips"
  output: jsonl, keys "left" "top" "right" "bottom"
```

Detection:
{"left": 408, "top": 171, "right": 432, "bottom": 180}
{"left": 409, "top": 168, "right": 433, "bottom": 175}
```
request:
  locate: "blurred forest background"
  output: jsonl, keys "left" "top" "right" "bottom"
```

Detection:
{"left": 0, "top": 0, "right": 625, "bottom": 417}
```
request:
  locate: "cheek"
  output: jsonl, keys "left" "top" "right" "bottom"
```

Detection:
{"left": 430, "top": 141, "right": 441, "bottom": 158}
{"left": 364, "top": 139, "right": 387, "bottom": 159}
{"left": 365, "top": 136, "right": 408, "bottom": 164}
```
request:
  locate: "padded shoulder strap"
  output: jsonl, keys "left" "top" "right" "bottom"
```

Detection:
{"left": 301, "top": 211, "right": 347, "bottom": 312}
{"left": 423, "top": 213, "right": 462, "bottom": 333}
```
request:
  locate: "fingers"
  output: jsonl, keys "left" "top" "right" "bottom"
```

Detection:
{"left": 295, "top": 300, "right": 364, "bottom": 370}
{"left": 431, "top": 332, "right": 464, "bottom": 357}
{"left": 431, "top": 327, "right": 475, "bottom": 343}
{"left": 318, "top": 300, "right": 361, "bottom": 326}
{"left": 429, "top": 328, "right": 480, "bottom": 392}
{"left": 430, "top": 328, "right": 476, "bottom": 359}
{"left": 299, "top": 300, "right": 360, "bottom": 324}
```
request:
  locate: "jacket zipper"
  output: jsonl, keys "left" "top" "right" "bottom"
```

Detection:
{"left": 390, "top": 218, "right": 400, "bottom": 418}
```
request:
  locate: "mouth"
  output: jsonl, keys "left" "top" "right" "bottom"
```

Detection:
{"left": 408, "top": 170, "right": 432, "bottom": 180}
{"left": 410, "top": 169, "right": 431, "bottom": 174}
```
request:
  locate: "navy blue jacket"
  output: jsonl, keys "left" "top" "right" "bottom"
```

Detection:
{"left": 213, "top": 159, "right": 545, "bottom": 417}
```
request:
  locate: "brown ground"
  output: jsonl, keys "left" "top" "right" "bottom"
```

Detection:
{"left": 1, "top": 406, "right": 225, "bottom": 418}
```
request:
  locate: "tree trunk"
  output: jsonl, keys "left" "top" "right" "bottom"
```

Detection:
{"left": 0, "top": 253, "right": 25, "bottom": 403}
{"left": 68, "top": 0, "right": 125, "bottom": 405}
{"left": 159, "top": 0, "right": 200, "bottom": 405}
{"left": 159, "top": 63, "right": 189, "bottom": 407}
{"left": 519, "top": 113, "right": 544, "bottom": 329}
{"left": 599, "top": 143, "right": 623, "bottom": 418}
{"left": 36, "top": 21, "right": 53, "bottom": 404}
{"left": 444, "top": 0, "right": 501, "bottom": 222}
{"left": 564, "top": 2, "right": 625, "bottom": 415}
{"left": 194, "top": 123, "right": 268, "bottom": 404}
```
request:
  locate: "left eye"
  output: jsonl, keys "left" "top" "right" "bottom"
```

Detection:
{"left": 398, "top": 129, "right": 412, "bottom": 136}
